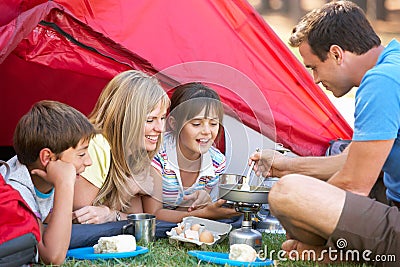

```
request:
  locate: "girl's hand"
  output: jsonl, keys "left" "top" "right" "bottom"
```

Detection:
{"left": 183, "top": 190, "right": 212, "bottom": 212}
{"left": 200, "top": 199, "right": 241, "bottom": 219}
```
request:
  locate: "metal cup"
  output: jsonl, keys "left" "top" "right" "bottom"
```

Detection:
{"left": 122, "top": 213, "right": 156, "bottom": 244}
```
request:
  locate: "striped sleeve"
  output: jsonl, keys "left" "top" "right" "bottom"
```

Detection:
{"left": 206, "top": 146, "right": 226, "bottom": 189}
{"left": 151, "top": 152, "right": 163, "bottom": 173}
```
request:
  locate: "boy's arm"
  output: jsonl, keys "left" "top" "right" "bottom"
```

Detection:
{"left": 32, "top": 160, "right": 76, "bottom": 265}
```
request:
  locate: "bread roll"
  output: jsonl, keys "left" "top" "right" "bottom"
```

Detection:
{"left": 229, "top": 243, "right": 257, "bottom": 262}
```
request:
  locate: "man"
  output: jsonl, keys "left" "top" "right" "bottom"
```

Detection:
{"left": 251, "top": 1, "right": 400, "bottom": 265}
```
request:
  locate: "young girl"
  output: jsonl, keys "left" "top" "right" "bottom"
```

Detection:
{"left": 143, "top": 82, "right": 239, "bottom": 222}
{"left": 73, "top": 70, "right": 170, "bottom": 224}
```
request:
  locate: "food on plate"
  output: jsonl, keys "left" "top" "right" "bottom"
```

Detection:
{"left": 229, "top": 243, "right": 257, "bottom": 262}
{"left": 93, "top": 235, "right": 136, "bottom": 253}
{"left": 199, "top": 230, "right": 214, "bottom": 243}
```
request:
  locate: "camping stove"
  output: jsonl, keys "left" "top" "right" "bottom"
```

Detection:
{"left": 229, "top": 202, "right": 263, "bottom": 251}
{"left": 256, "top": 177, "right": 286, "bottom": 234}
{"left": 218, "top": 174, "right": 270, "bottom": 251}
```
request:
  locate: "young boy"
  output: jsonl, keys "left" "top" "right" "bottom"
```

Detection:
{"left": 0, "top": 100, "right": 96, "bottom": 265}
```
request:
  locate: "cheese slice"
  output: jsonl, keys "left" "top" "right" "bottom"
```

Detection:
{"left": 93, "top": 234, "right": 136, "bottom": 253}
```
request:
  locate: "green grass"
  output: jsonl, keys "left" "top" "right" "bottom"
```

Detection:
{"left": 58, "top": 234, "right": 371, "bottom": 267}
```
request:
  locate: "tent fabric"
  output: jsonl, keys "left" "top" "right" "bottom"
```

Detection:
{"left": 0, "top": 0, "right": 353, "bottom": 156}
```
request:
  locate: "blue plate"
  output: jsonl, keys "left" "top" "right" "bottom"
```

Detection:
{"left": 188, "top": 251, "right": 274, "bottom": 266}
{"left": 67, "top": 246, "right": 148, "bottom": 260}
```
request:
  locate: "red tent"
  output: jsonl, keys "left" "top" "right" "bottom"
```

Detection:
{"left": 0, "top": 0, "right": 352, "bottom": 156}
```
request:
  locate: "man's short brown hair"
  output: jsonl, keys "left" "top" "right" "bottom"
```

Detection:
{"left": 289, "top": 0, "right": 380, "bottom": 61}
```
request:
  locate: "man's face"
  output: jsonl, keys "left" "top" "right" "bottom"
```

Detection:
{"left": 299, "top": 42, "right": 353, "bottom": 98}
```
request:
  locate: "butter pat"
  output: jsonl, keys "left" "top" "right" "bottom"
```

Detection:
{"left": 93, "top": 234, "right": 136, "bottom": 253}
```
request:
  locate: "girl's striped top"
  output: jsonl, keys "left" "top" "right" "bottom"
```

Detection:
{"left": 151, "top": 133, "right": 226, "bottom": 209}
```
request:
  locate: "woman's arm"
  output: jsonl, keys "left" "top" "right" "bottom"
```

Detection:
{"left": 73, "top": 175, "right": 100, "bottom": 210}
{"left": 73, "top": 176, "right": 117, "bottom": 224}
{"left": 124, "top": 196, "right": 144, "bottom": 216}
{"left": 142, "top": 167, "right": 167, "bottom": 217}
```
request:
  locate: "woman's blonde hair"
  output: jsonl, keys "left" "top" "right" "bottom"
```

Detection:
{"left": 90, "top": 70, "right": 169, "bottom": 210}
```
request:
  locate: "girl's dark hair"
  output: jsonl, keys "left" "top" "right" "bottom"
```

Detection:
{"left": 168, "top": 82, "right": 224, "bottom": 140}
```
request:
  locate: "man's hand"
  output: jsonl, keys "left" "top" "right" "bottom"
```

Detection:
{"left": 249, "top": 149, "right": 289, "bottom": 178}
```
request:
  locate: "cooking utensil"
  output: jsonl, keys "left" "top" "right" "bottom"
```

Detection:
{"left": 241, "top": 161, "right": 255, "bottom": 190}
{"left": 242, "top": 148, "right": 259, "bottom": 190}
{"left": 219, "top": 174, "right": 244, "bottom": 185}
{"left": 255, "top": 177, "right": 285, "bottom": 234}
{"left": 218, "top": 184, "right": 270, "bottom": 204}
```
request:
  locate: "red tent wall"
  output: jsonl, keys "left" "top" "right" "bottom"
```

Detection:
{"left": 0, "top": 0, "right": 160, "bottom": 147}
{"left": 0, "top": 0, "right": 353, "bottom": 156}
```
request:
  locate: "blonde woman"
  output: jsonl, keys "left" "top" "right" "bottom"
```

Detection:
{"left": 73, "top": 70, "right": 170, "bottom": 224}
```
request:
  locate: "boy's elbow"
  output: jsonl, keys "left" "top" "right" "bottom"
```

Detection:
{"left": 41, "top": 254, "right": 66, "bottom": 266}
{"left": 39, "top": 246, "right": 67, "bottom": 265}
